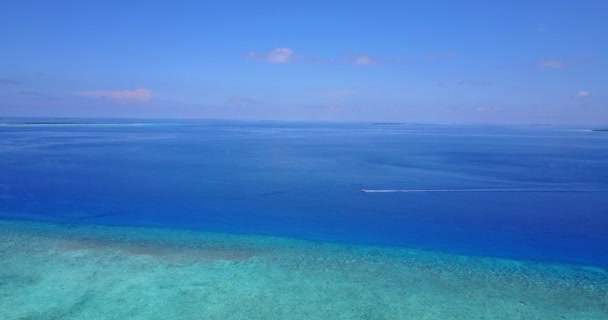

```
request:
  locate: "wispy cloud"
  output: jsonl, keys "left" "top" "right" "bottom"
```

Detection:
{"left": 346, "top": 54, "right": 398, "bottom": 65}
{"left": 77, "top": 88, "right": 151, "bottom": 101}
{"left": 537, "top": 57, "right": 588, "bottom": 69}
{"left": 322, "top": 90, "right": 357, "bottom": 98}
{"left": 459, "top": 80, "right": 492, "bottom": 86}
{"left": 349, "top": 55, "right": 380, "bottom": 65}
{"left": 247, "top": 49, "right": 391, "bottom": 66}
{"left": 576, "top": 90, "right": 590, "bottom": 98}
{"left": 247, "top": 49, "right": 457, "bottom": 66}
{"left": 0, "top": 78, "right": 20, "bottom": 85}
{"left": 425, "top": 51, "right": 457, "bottom": 60}
{"left": 226, "top": 96, "right": 263, "bottom": 106}
{"left": 247, "top": 48, "right": 299, "bottom": 64}
{"left": 537, "top": 59, "right": 566, "bottom": 68}
{"left": 537, "top": 24, "right": 545, "bottom": 33}
{"left": 476, "top": 106, "right": 500, "bottom": 112}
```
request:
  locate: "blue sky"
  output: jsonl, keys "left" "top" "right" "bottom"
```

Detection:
{"left": 0, "top": 0, "right": 606, "bottom": 123}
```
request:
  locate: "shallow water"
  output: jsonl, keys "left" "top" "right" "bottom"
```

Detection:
{"left": 1, "top": 220, "right": 607, "bottom": 319}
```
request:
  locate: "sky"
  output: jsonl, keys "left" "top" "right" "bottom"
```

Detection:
{"left": 0, "top": 0, "right": 606, "bottom": 123}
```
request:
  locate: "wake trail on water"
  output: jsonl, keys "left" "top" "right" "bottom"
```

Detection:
{"left": 361, "top": 188, "right": 608, "bottom": 193}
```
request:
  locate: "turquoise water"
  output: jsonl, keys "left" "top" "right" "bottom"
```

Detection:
{"left": 1, "top": 120, "right": 608, "bottom": 318}
{"left": 1, "top": 220, "right": 607, "bottom": 319}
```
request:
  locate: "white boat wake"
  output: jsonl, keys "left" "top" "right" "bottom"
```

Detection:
{"left": 360, "top": 188, "right": 606, "bottom": 193}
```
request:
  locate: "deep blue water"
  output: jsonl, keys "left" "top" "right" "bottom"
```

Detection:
{"left": 1, "top": 119, "right": 607, "bottom": 266}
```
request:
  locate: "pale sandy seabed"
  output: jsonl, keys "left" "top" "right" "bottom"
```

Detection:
{"left": 0, "top": 220, "right": 606, "bottom": 320}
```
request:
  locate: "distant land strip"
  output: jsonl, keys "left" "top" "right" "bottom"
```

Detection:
{"left": 361, "top": 188, "right": 608, "bottom": 193}
{"left": 1, "top": 122, "right": 140, "bottom": 126}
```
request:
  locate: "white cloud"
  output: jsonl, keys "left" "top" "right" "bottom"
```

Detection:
{"left": 537, "top": 24, "right": 545, "bottom": 33}
{"left": 77, "top": 88, "right": 151, "bottom": 101}
{"left": 537, "top": 59, "right": 566, "bottom": 68}
{"left": 537, "top": 57, "right": 588, "bottom": 69}
{"left": 248, "top": 50, "right": 399, "bottom": 66}
{"left": 576, "top": 90, "right": 590, "bottom": 98}
{"left": 248, "top": 48, "right": 297, "bottom": 64}
{"left": 352, "top": 55, "right": 378, "bottom": 65}
{"left": 476, "top": 106, "right": 500, "bottom": 112}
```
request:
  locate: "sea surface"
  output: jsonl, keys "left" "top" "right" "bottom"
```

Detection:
{"left": 1, "top": 119, "right": 607, "bottom": 319}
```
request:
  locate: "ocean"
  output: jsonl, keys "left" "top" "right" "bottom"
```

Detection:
{"left": 1, "top": 119, "right": 607, "bottom": 319}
